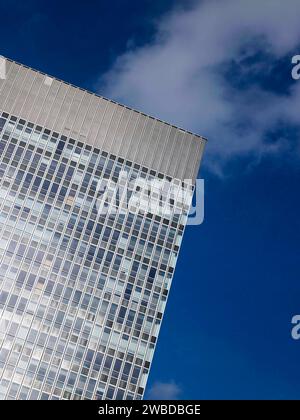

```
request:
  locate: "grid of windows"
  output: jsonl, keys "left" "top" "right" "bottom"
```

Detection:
{"left": 0, "top": 113, "right": 191, "bottom": 400}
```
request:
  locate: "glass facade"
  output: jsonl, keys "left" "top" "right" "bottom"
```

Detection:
{"left": 0, "top": 112, "right": 191, "bottom": 400}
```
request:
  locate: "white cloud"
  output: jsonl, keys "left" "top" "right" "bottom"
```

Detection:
{"left": 98, "top": 0, "right": 300, "bottom": 173}
{"left": 147, "top": 381, "right": 182, "bottom": 400}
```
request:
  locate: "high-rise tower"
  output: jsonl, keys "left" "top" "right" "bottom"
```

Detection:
{"left": 0, "top": 57, "right": 205, "bottom": 400}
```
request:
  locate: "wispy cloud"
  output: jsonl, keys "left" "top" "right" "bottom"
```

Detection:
{"left": 98, "top": 0, "right": 300, "bottom": 173}
{"left": 147, "top": 381, "right": 182, "bottom": 400}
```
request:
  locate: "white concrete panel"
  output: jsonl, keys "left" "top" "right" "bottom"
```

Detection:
{"left": 0, "top": 57, "right": 206, "bottom": 182}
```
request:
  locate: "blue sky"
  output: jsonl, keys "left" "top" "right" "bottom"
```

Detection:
{"left": 1, "top": 0, "right": 300, "bottom": 399}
